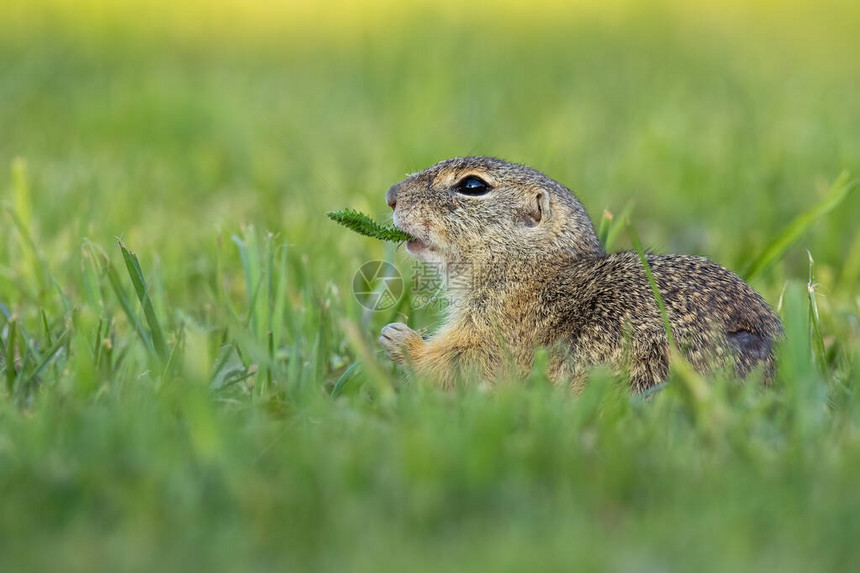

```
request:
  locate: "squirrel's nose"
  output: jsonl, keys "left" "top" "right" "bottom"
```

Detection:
{"left": 385, "top": 185, "right": 398, "bottom": 210}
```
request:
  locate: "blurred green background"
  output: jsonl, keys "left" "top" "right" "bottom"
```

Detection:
{"left": 2, "top": 1, "right": 860, "bottom": 571}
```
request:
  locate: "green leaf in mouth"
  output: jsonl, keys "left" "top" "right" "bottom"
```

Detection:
{"left": 326, "top": 208, "right": 414, "bottom": 243}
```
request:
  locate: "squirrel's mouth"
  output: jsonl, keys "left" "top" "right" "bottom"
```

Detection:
{"left": 395, "top": 223, "right": 437, "bottom": 259}
{"left": 406, "top": 237, "right": 432, "bottom": 255}
{"left": 392, "top": 214, "right": 441, "bottom": 261}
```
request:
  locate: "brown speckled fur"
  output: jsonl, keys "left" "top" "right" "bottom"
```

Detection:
{"left": 378, "top": 157, "right": 783, "bottom": 390}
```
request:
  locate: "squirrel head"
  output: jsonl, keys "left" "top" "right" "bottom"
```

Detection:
{"left": 386, "top": 157, "right": 605, "bottom": 268}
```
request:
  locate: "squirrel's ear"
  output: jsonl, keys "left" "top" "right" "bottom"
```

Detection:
{"left": 523, "top": 191, "right": 550, "bottom": 227}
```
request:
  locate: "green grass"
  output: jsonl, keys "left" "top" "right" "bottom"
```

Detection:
{"left": 2, "top": 1, "right": 860, "bottom": 571}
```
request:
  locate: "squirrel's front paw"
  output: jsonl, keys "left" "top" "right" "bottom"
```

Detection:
{"left": 379, "top": 322, "right": 423, "bottom": 366}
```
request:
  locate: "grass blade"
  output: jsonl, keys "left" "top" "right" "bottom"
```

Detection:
{"left": 106, "top": 262, "right": 153, "bottom": 354}
{"left": 41, "top": 309, "right": 53, "bottom": 347}
{"left": 807, "top": 252, "right": 827, "bottom": 371}
{"left": 0, "top": 302, "right": 42, "bottom": 366}
{"left": 119, "top": 241, "right": 169, "bottom": 362}
{"left": 628, "top": 224, "right": 725, "bottom": 432}
{"left": 161, "top": 324, "right": 183, "bottom": 380}
{"left": 232, "top": 228, "right": 264, "bottom": 340}
{"left": 628, "top": 223, "right": 675, "bottom": 350}
{"left": 19, "top": 330, "right": 70, "bottom": 389}
{"left": 271, "top": 243, "right": 289, "bottom": 355}
{"left": 4, "top": 319, "right": 18, "bottom": 393}
{"left": 744, "top": 172, "right": 856, "bottom": 281}
{"left": 597, "top": 210, "right": 612, "bottom": 247}
{"left": 6, "top": 158, "right": 50, "bottom": 293}
{"left": 266, "top": 330, "right": 274, "bottom": 392}
{"left": 92, "top": 317, "right": 104, "bottom": 369}
{"left": 604, "top": 202, "right": 635, "bottom": 252}
{"left": 331, "top": 361, "right": 361, "bottom": 398}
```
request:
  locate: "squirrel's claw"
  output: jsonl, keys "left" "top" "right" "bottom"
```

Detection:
{"left": 379, "top": 322, "right": 423, "bottom": 366}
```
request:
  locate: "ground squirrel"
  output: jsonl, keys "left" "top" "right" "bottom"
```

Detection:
{"left": 378, "top": 157, "right": 783, "bottom": 390}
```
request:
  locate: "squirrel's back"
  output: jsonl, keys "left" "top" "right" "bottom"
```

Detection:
{"left": 543, "top": 252, "right": 782, "bottom": 388}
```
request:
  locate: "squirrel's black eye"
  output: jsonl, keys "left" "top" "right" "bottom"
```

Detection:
{"left": 455, "top": 176, "right": 491, "bottom": 196}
